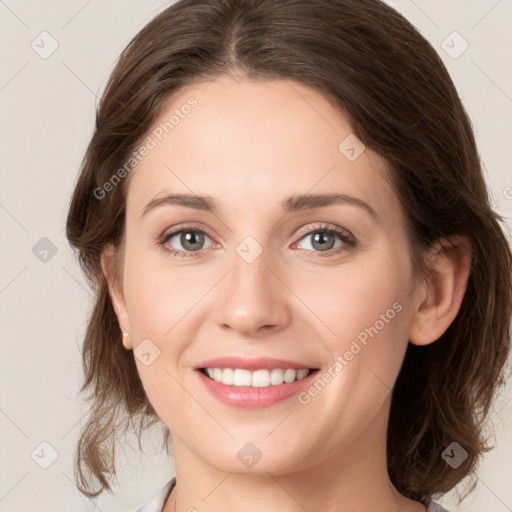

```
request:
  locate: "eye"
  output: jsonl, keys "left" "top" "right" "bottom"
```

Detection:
{"left": 159, "top": 223, "right": 356, "bottom": 259}
{"left": 293, "top": 224, "right": 356, "bottom": 256}
{"left": 160, "top": 225, "right": 215, "bottom": 258}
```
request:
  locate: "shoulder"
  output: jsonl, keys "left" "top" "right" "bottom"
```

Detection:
{"left": 426, "top": 500, "right": 451, "bottom": 512}
{"left": 134, "top": 477, "right": 176, "bottom": 512}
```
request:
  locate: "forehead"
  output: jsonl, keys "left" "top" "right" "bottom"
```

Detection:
{"left": 126, "top": 77, "right": 395, "bottom": 220}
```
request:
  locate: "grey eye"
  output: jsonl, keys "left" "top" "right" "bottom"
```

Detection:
{"left": 297, "top": 230, "right": 345, "bottom": 252}
{"left": 165, "top": 229, "right": 213, "bottom": 252}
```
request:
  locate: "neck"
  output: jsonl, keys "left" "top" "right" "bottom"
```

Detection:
{"left": 163, "top": 399, "right": 426, "bottom": 512}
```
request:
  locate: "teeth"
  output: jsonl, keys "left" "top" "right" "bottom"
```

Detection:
{"left": 233, "top": 369, "right": 252, "bottom": 386}
{"left": 296, "top": 369, "right": 309, "bottom": 380}
{"left": 221, "top": 367, "right": 234, "bottom": 385}
{"left": 203, "top": 367, "right": 312, "bottom": 387}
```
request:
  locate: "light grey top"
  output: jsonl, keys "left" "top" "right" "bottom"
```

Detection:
{"left": 134, "top": 477, "right": 451, "bottom": 512}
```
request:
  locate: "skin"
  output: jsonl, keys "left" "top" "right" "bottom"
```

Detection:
{"left": 102, "top": 76, "right": 471, "bottom": 512}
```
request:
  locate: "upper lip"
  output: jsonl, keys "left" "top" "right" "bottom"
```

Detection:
{"left": 195, "top": 356, "right": 317, "bottom": 371}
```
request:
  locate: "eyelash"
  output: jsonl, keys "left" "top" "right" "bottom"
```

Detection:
{"left": 158, "top": 223, "right": 356, "bottom": 259}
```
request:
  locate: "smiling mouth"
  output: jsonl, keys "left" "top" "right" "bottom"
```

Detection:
{"left": 199, "top": 367, "right": 319, "bottom": 388}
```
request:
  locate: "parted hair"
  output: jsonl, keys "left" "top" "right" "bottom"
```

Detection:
{"left": 65, "top": 0, "right": 512, "bottom": 503}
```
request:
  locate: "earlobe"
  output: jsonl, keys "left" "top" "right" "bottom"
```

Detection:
{"left": 100, "top": 245, "right": 133, "bottom": 350}
{"left": 122, "top": 332, "right": 132, "bottom": 350}
{"left": 409, "top": 236, "right": 472, "bottom": 346}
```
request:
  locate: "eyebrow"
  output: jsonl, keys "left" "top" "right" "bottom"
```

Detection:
{"left": 142, "top": 192, "right": 377, "bottom": 218}
{"left": 282, "top": 193, "right": 377, "bottom": 218}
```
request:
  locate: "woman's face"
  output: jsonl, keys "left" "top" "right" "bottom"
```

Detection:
{"left": 112, "top": 77, "right": 421, "bottom": 475}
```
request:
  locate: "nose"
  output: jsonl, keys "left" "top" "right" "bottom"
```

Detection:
{"left": 215, "top": 244, "right": 291, "bottom": 337}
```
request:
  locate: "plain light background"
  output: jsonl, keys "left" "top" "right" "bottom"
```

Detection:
{"left": 0, "top": 1, "right": 511, "bottom": 510}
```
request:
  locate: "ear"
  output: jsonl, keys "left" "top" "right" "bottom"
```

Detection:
{"left": 409, "top": 235, "right": 472, "bottom": 346}
{"left": 101, "top": 244, "right": 133, "bottom": 350}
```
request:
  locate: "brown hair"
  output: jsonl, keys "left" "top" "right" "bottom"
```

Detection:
{"left": 65, "top": 0, "right": 512, "bottom": 504}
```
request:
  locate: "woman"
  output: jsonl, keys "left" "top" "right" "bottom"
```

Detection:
{"left": 65, "top": 0, "right": 512, "bottom": 511}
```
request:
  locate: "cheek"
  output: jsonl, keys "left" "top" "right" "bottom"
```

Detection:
{"left": 123, "top": 247, "right": 204, "bottom": 339}
{"left": 301, "top": 255, "right": 409, "bottom": 340}
{"left": 299, "top": 250, "right": 413, "bottom": 391}
{"left": 299, "top": 265, "right": 412, "bottom": 430}
{"left": 121, "top": 251, "right": 198, "bottom": 423}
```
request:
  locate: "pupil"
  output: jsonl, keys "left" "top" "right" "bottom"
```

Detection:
{"left": 182, "top": 231, "right": 203, "bottom": 251}
{"left": 313, "top": 232, "right": 334, "bottom": 251}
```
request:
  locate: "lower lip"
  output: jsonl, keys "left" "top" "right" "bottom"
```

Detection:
{"left": 196, "top": 369, "right": 318, "bottom": 408}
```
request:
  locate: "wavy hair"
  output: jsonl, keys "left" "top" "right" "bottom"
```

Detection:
{"left": 65, "top": 0, "right": 512, "bottom": 503}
